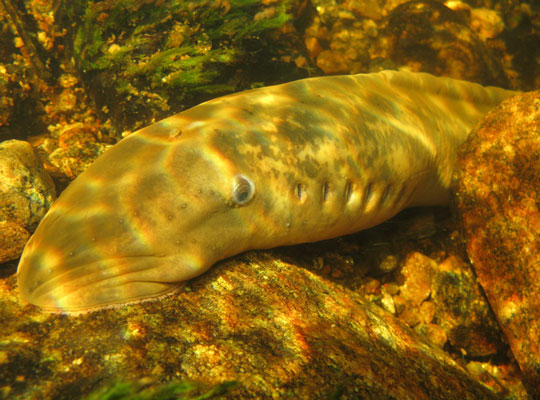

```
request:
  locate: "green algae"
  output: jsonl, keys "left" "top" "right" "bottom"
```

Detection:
{"left": 83, "top": 379, "right": 237, "bottom": 400}
{"left": 65, "top": 0, "right": 296, "bottom": 134}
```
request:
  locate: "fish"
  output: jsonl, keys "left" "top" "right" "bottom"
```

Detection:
{"left": 17, "top": 70, "right": 517, "bottom": 312}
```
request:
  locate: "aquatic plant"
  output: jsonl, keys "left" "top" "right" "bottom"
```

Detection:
{"left": 83, "top": 379, "right": 237, "bottom": 400}
{"left": 65, "top": 0, "right": 296, "bottom": 133}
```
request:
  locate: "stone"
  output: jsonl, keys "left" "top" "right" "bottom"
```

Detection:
{"left": 0, "top": 64, "right": 14, "bottom": 128}
{"left": 0, "top": 250, "right": 501, "bottom": 399}
{"left": 45, "top": 123, "right": 110, "bottom": 181}
{"left": 432, "top": 256, "right": 504, "bottom": 358}
{"left": 380, "top": 1, "right": 508, "bottom": 87}
{"left": 455, "top": 90, "right": 540, "bottom": 397}
{"left": 0, "top": 140, "right": 56, "bottom": 262}
{"left": 398, "top": 252, "right": 436, "bottom": 306}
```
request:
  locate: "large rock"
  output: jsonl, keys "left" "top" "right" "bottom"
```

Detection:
{"left": 455, "top": 90, "right": 540, "bottom": 398}
{"left": 377, "top": 1, "right": 508, "bottom": 86}
{"left": 0, "top": 249, "right": 500, "bottom": 399}
{"left": 0, "top": 140, "right": 56, "bottom": 262}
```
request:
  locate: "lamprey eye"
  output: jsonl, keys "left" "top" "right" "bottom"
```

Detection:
{"left": 232, "top": 175, "right": 255, "bottom": 205}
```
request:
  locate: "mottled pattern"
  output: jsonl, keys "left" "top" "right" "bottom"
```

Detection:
{"left": 455, "top": 90, "right": 540, "bottom": 397}
{"left": 0, "top": 140, "right": 56, "bottom": 262}
{"left": 17, "top": 71, "right": 517, "bottom": 311}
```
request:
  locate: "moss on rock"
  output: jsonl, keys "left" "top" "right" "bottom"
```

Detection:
{"left": 65, "top": 0, "right": 305, "bottom": 134}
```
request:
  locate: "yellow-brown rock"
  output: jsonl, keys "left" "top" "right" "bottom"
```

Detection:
{"left": 0, "top": 250, "right": 500, "bottom": 399}
{"left": 0, "top": 140, "right": 55, "bottom": 262}
{"left": 455, "top": 90, "right": 540, "bottom": 398}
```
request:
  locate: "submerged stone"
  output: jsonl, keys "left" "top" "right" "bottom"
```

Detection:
{"left": 455, "top": 90, "right": 540, "bottom": 398}
{"left": 0, "top": 140, "right": 55, "bottom": 263}
{"left": 0, "top": 249, "right": 501, "bottom": 399}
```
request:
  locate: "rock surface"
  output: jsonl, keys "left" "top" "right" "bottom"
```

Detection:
{"left": 431, "top": 256, "right": 504, "bottom": 358}
{"left": 0, "top": 248, "right": 500, "bottom": 400}
{"left": 455, "top": 90, "right": 540, "bottom": 398}
{"left": 381, "top": 1, "right": 508, "bottom": 86}
{"left": 0, "top": 140, "right": 56, "bottom": 262}
{"left": 307, "top": 0, "right": 512, "bottom": 87}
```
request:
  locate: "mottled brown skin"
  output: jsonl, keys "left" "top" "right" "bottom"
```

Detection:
{"left": 17, "top": 71, "right": 517, "bottom": 312}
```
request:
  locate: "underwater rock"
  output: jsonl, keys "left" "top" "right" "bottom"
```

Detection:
{"left": 305, "top": 4, "right": 379, "bottom": 75}
{"left": 0, "top": 64, "right": 14, "bottom": 128}
{"left": 469, "top": 7, "right": 504, "bottom": 41}
{"left": 0, "top": 249, "right": 501, "bottom": 399}
{"left": 398, "top": 251, "right": 436, "bottom": 306}
{"left": 431, "top": 256, "right": 504, "bottom": 358}
{"left": 40, "top": 123, "right": 110, "bottom": 182}
{"left": 380, "top": 1, "right": 508, "bottom": 86}
{"left": 0, "top": 140, "right": 55, "bottom": 262}
{"left": 305, "top": 0, "right": 512, "bottom": 85}
{"left": 455, "top": 90, "right": 540, "bottom": 398}
{"left": 392, "top": 251, "right": 503, "bottom": 358}
{"left": 0, "top": 221, "right": 29, "bottom": 265}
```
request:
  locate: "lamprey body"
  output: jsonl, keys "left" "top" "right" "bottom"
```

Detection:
{"left": 17, "top": 71, "right": 517, "bottom": 311}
